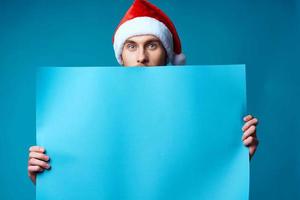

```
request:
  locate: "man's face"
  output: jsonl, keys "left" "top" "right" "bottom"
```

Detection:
{"left": 121, "top": 35, "right": 167, "bottom": 67}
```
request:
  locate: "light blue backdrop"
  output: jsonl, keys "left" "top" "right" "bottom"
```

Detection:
{"left": 0, "top": 0, "right": 299, "bottom": 200}
{"left": 36, "top": 66, "right": 248, "bottom": 200}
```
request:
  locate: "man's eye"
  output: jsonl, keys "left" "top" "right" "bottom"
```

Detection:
{"left": 147, "top": 43, "right": 157, "bottom": 50}
{"left": 126, "top": 44, "right": 136, "bottom": 50}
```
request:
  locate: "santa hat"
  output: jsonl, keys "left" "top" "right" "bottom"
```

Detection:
{"left": 112, "top": 0, "right": 186, "bottom": 65}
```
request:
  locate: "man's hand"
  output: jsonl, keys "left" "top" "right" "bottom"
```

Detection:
{"left": 242, "top": 115, "right": 259, "bottom": 159}
{"left": 28, "top": 146, "right": 51, "bottom": 184}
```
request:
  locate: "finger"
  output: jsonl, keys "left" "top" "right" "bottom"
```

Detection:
{"left": 29, "top": 152, "right": 49, "bottom": 162}
{"left": 242, "top": 118, "right": 258, "bottom": 131}
{"left": 249, "top": 145, "right": 257, "bottom": 158}
{"left": 28, "top": 172, "right": 37, "bottom": 185}
{"left": 243, "top": 136, "right": 258, "bottom": 147}
{"left": 28, "top": 165, "right": 44, "bottom": 173}
{"left": 242, "top": 125, "right": 256, "bottom": 140}
{"left": 29, "top": 146, "right": 45, "bottom": 153}
{"left": 243, "top": 115, "right": 253, "bottom": 122}
{"left": 28, "top": 158, "right": 50, "bottom": 169}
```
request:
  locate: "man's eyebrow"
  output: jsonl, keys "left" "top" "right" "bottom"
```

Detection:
{"left": 124, "top": 39, "right": 136, "bottom": 44}
{"left": 145, "top": 39, "right": 161, "bottom": 43}
{"left": 124, "top": 39, "right": 161, "bottom": 44}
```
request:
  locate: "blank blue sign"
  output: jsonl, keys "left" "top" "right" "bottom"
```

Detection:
{"left": 36, "top": 65, "right": 249, "bottom": 200}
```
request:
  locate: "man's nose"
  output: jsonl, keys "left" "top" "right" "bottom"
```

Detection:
{"left": 137, "top": 48, "right": 148, "bottom": 64}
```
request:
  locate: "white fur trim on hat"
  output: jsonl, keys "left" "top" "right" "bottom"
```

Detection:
{"left": 172, "top": 53, "right": 186, "bottom": 65}
{"left": 113, "top": 16, "right": 174, "bottom": 65}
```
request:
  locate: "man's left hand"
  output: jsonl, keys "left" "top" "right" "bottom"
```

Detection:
{"left": 242, "top": 114, "right": 259, "bottom": 159}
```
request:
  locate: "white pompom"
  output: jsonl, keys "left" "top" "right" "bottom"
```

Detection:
{"left": 172, "top": 53, "right": 186, "bottom": 65}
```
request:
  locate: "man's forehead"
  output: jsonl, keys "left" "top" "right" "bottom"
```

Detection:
{"left": 125, "top": 34, "right": 161, "bottom": 44}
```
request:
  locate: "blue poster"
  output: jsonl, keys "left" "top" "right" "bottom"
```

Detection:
{"left": 36, "top": 65, "right": 249, "bottom": 200}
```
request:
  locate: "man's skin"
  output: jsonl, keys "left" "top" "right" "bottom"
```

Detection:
{"left": 28, "top": 34, "right": 259, "bottom": 184}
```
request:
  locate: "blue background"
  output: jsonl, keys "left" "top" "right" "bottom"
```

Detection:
{"left": 0, "top": 0, "right": 299, "bottom": 199}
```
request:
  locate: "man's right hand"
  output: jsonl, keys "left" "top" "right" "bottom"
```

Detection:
{"left": 28, "top": 146, "right": 51, "bottom": 184}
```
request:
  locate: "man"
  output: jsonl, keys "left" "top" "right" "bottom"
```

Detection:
{"left": 28, "top": 0, "right": 259, "bottom": 184}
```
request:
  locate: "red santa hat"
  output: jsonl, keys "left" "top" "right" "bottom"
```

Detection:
{"left": 112, "top": 0, "right": 186, "bottom": 65}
